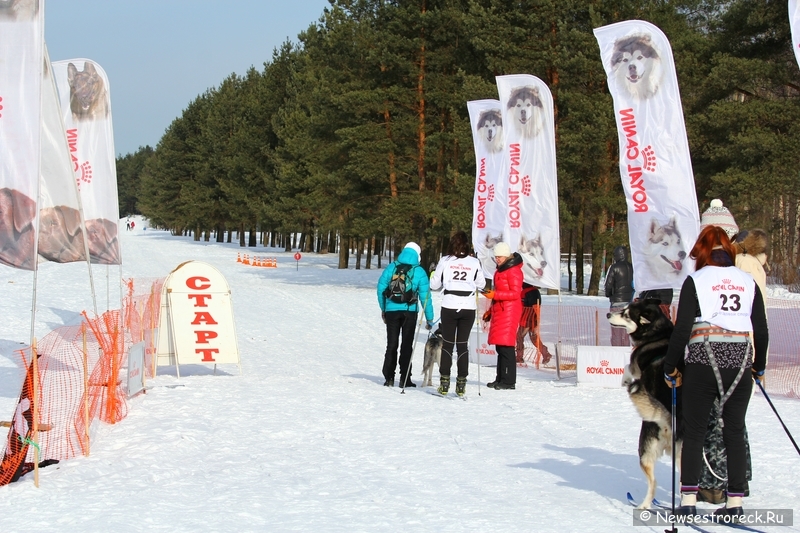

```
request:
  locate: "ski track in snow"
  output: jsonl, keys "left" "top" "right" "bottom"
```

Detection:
{"left": 0, "top": 221, "right": 798, "bottom": 532}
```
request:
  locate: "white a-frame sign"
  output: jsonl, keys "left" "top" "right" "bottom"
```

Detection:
{"left": 156, "top": 261, "right": 241, "bottom": 377}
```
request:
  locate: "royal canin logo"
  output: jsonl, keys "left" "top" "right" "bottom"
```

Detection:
{"left": 475, "top": 158, "right": 488, "bottom": 228}
{"left": 521, "top": 175, "right": 531, "bottom": 197}
{"left": 722, "top": 278, "right": 731, "bottom": 284}
{"left": 585, "top": 362, "right": 624, "bottom": 375}
{"left": 477, "top": 343, "right": 495, "bottom": 355}
{"left": 67, "top": 128, "right": 93, "bottom": 188}
{"left": 619, "top": 108, "right": 656, "bottom": 213}
{"left": 487, "top": 184, "right": 495, "bottom": 202}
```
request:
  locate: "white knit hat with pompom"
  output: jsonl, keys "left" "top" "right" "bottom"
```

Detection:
{"left": 700, "top": 199, "right": 739, "bottom": 238}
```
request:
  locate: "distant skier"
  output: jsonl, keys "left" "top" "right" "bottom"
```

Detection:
{"left": 605, "top": 245, "right": 633, "bottom": 346}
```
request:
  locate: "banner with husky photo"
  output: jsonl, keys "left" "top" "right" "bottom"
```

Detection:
{"left": 53, "top": 59, "right": 121, "bottom": 265}
{"left": 496, "top": 74, "right": 560, "bottom": 291}
{"left": 0, "top": 0, "right": 43, "bottom": 270}
{"left": 791, "top": 0, "right": 800, "bottom": 70}
{"left": 38, "top": 46, "right": 88, "bottom": 264}
{"left": 594, "top": 20, "right": 700, "bottom": 292}
{"left": 468, "top": 99, "right": 507, "bottom": 279}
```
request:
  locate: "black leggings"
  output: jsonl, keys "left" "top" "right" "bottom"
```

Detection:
{"left": 438, "top": 307, "right": 476, "bottom": 378}
{"left": 680, "top": 363, "right": 752, "bottom": 494}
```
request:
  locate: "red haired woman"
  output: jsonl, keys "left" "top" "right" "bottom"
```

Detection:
{"left": 663, "top": 226, "right": 768, "bottom": 517}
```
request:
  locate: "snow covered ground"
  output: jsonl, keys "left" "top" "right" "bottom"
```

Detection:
{"left": 0, "top": 220, "right": 798, "bottom": 532}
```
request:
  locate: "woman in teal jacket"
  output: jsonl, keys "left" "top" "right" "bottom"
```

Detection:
{"left": 377, "top": 242, "right": 435, "bottom": 387}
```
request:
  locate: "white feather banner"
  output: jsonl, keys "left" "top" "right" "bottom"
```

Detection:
{"left": 594, "top": 20, "right": 700, "bottom": 292}
{"left": 495, "top": 74, "right": 560, "bottom": 290}
{"left": 791, "top": 0, "right": 800, "bottom": 70}
{"left": 53, "top": 58, "right": 121, "bottom": 265}
{"left": 468, "top": 99, "right": 506, "bottom": 279}
{"left": 0, "top": 0, "right": 42, "bottom": 270}
{"left": 38, "top": 45, "right": 88, "bottom": 264}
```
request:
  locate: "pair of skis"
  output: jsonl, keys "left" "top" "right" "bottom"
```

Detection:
{"left": 627, "top": 492, "right": 765, "bottom": 532}
{"left": 427, "top": 390, "right": 467, "bottom": 401}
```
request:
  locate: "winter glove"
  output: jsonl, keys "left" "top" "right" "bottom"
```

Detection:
{"left": 664, "top": 368, "right": 682, "bottom": 388}
{"left": 425, "top": 321, "right": 433, "bottom": 330}
{"left": 482, "top": 310, "right": 492, "bottom": 322}
{"left": 381, "top": 312, "right": 386, "bottom": 324}
{"left": 482, "top": 289, "right": 495, "bottom": 300}
{"left": 752, "top": 368, "right": 765, "bottom": 387}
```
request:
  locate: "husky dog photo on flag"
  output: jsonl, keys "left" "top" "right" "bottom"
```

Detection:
{"left": 594, "top": 20, "right": 700, "bottom": 293}
{"left": 609, "top": 33, "right": 664, "bottom": 100}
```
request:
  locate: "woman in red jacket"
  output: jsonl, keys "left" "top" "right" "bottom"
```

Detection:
{"left": 484, "top": 242, "right": 524, "bottom": 390}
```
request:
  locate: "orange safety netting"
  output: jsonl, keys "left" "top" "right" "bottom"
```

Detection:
{"left": 0, "top": 353, "right": 36, "bottom": 486}
{"left": 123, "top": 277, "right": 164, "bottom": 378}
{"left": 534, "top": 299, "right": 800, "bottom": 398}
{"left": 81, "top": 310, "right": 128, "bottom": 427}
{"left": 33, "top": 323, "right": 101, "bottom": 461}
{"left": 1, "top": 278, "right": 165, "bottom": 482}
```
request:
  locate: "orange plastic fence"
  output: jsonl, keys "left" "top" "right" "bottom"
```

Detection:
{"left": 34, "top": 322, "right": 101, "bottom": 461}
{"left": 81, "top": 310, "right": 128, "bottom": 427}
{"left": 4, "top": 284, "right": 800, "bottom": 486}
{"left": 123, "top": 277, "right": 165, "bottom": 378}
{"left": 0, "top": 278, "right": 165, "bottom": 483}
{"left": 533, "top": 299, "right": 800, "bottom": 397}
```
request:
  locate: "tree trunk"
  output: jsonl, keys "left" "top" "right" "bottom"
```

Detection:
{"left": 576, "top": 201, "right": 585, "bottom": 295}
{"left": 567, "top": 229, "right": 573, "bottom": 292}
{"left": 355, "top": 237, "right": 363, "bottom": 270}
{"left": 194, "top": 225, "right": 200, "bottom": 242}
{"left": 239, "top": 223, "right": 245, "bottom": 247}
{"left": 383, "top": 104, "right": 398, "bottom": 198}
{"left": 416, "top": 0, "right": 427, "bottom": 192}
{"left": 338, "top": 234, "right": 350, "bottom": 269}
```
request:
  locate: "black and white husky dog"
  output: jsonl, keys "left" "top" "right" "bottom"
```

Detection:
{"left": 608, "top": 299, "right": 682, "bottom": 510}
{"left": 422, "top": 327, "right": 443, "bottom": 387}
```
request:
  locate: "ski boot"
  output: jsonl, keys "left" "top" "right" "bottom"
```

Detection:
{"left": 437, "top": 376, "right": 450, "bottom": 395}
{"left": 456, "top": 377, "right": 467, "bottom": 397}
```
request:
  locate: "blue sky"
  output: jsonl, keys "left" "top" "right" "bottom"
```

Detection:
{"left": 46, "top": 0, "right": 332, "bottom": 156}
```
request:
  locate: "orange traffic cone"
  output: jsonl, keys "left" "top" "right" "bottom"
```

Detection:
{"left": 237, "top": 252, "right": 242, "bottom": 263}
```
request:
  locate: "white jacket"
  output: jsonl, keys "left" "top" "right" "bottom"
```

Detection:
{"left": 430, "top": 255, "right": 486, "bottom": 310}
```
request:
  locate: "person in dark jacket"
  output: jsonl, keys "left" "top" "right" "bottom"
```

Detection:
{"left": 376, "top": 242, "right": 435, "bottom": 388}
{"left": 515, "top": 283, "right": 553, "bottom": 365}
{"left": 663, "top": 226, "right": 768, "bottom": 518}
{"left": 483, "top": 242, "right": 524, "bottom": 390}
{"left": 605, "top": 245, "right": 634, "bottom": 346}
{"left": 638, "top": 288, "right": 674, "bottom": 320}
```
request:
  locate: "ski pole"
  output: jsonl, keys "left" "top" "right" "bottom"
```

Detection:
{"left": 755, "top": 376, "right": 800, "bottom": 456}
{"left": 401, "top": 292, "right": 430, "bottom": 394}
{"left": 476, "top": 292, "right": 481, "bottom": 397}
{"left": 668, "top": 377, "right": 677, "bottom": 533}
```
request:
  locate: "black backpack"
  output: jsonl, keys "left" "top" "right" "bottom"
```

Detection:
{"left": 383, "top": 263, "right": 418, "bottom": 304}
